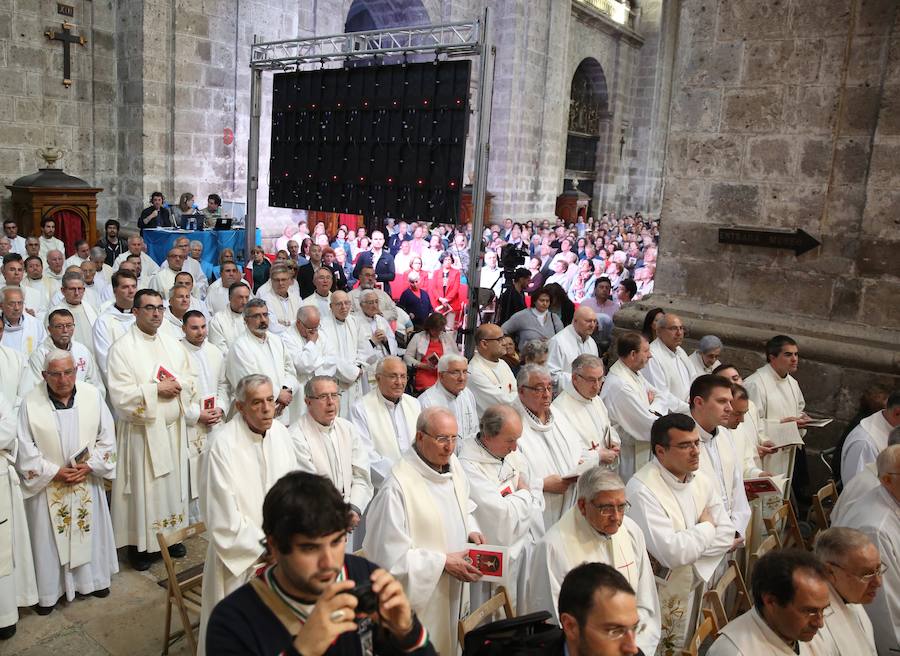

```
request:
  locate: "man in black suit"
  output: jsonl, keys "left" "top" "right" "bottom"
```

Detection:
{"left": 137, "top": 191, "right": 172, "bottom": 234}
{"left": 297, "top": 243, "right": 324, "bottom": 298}
{"left": 554, "top": 562, "right": 645, "bottom": 656}
{"left": 352, "top": 230, "right": 395, "bottom": 296}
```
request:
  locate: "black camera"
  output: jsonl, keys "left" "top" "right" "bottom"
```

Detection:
{"left": 350, "top": 582, "right": 379, "bottom": 614}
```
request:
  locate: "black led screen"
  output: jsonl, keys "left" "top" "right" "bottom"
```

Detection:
{"left": 269, "top": 60, "right": 471, "bottom": 223}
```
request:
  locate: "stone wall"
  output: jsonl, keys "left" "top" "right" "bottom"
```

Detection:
{"left": 0, "top": 0, "right": 119, "bottom": 220}
{"left": 621, "top": 0, "right": 900, "bottom": 460}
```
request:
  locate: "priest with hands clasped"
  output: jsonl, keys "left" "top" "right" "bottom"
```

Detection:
{"left": 206, "top": 472, "right": 434, "bottom": 655}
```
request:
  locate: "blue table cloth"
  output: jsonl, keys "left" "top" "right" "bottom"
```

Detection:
{"left": 143, "top": 228, "right": 262, "bottom": 270}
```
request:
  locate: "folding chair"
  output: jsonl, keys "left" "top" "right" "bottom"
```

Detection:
{"left": 457, "top": 585, "right": 515, "bottom": 645}
{"left": 810, "top": 480, "right": 838, "bottom": 535}
{"left": 157, "top": 522, "right": 206, "bottom": 655}
{"left": 703, "top": 560, "right": 751, "bottom": 631}
{"left": 747, "top": 534, "right": 779, "bottom": 595}
{"left": 764, "top": 501, "right": 806, "bottom": 550}
{"left": 680, "top": 609, "right": 718, "bottom": 656}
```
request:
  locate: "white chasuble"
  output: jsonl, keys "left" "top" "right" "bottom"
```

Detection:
{"left": 320, "top": 316, "right": 368, "bottom": 418}
{"left": 627, "top": 460, "right": 735, "bottom": 652}
{"left": 458, "top": 438, "right": 545, "bottom": 613}
{"left": 515, "top": 402, "right": 597, "bottom": 529}
{"left": 643, "top": 339, "right": 693, "bottom": 412}
{"left": 107, "top": 325, "right": 199, "bottom": 552}
{"left": 351, "top": 389, "right": 420, "bottom": 488}
{"left": 53, "top": 301, "right": 98, "bottom": 359}
{"left": 0, "top": 399, "right": 38, "bottom": 628}
{"left": 197, "top": 413, "right": 298, "bottom": 654}
{"left": 708, "top": 607, "right": 833, "bottom": 655}
{"left": 207, "top": 308, "right": 246, "bottom": 352}
{"left": 745, "top": 363, "right": 806, "bottom": 479}
{"left": 466, "top": 353, "right": 517, "bottom": 416}
{"left": 363, "top": 449, "right": 476, "bottom": 656}
{"left": 1, "top": 313, "right": 47, "bottom": 356}
{"left": 417, "top": 383, "right": 479, "bottom": 442}
{"left": 552, "top": 384, "right": 621, "bottom": 464}
{"left": 16, "top": 383, "right": 118, "bottom": 606}
{"left": 841, "top": 410, "right": 891, "bottom": 485}
{"left": 527, "top": 508, "right": 661, "bottom": 655}
{"left": 221, "top": 332, "right": 298, "bottom": 426}
{"left": 600, "top": 360, "right": 660, "bottom": 480}
{"left": 698, "top": 425, "right": 751, "bottom": 538}
{"left": 92, "top": 305, "right": 135, "bottom": 375}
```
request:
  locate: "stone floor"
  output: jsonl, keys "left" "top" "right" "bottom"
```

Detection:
{"left": 5, "top": 535, "right": 208, "bottom": 656}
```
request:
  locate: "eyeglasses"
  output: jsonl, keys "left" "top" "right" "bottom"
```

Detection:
{"left": 792, "top": 604, "right": 833, "bottom": 621}
{"left": 829, "top": 561, "right": 888, "bottom": 583}
{"left": 662, "top": 326, "right": 685, "bottom": 332}
{"left": 308, "top": 392, "right": 342, "bottom": 402}
{"left": 667, "top": 440, "right": 701, "bottom": 451}
{"left": 574, "top": 373, "right": 606, "bottom": 385}
{"left": 522, "top": 384, "right": 553, "bottom": 394}
{"left": 442, "top": 369, "right": 468, "bottom": 377}
{"left": 378, "top": 373, "right": 407, "bottom": 382}
{"left": 592, "top": 621, "right": 646, "bottom": 641}
{"left": 422, "top": 431, "right": 459, "bottom": 446}
{"left": 247, "top": 312, "right": 269, "bottom": 320}
{"left": 45, "top": 368, "right": 76, "bottom": 378}
{"left": 138, "top": 304, "right": 166, "bottom": 313}
{"left": 589, "top": 501, "right": 630, "bottom": 516}
{"left": 49, "top": 323, "right": 75, "bottom": 330}
{"left": 480, "top": 336, "right": 505, "bottom": 342}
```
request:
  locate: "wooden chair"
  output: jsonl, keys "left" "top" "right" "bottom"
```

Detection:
{"left": 810, "top": 480, "right": 838, "bottom": 535}
{"left": 704, "top": 560, "right": 751, "bottom": 630}
{"left": 764, "top": 501, "right": 806, "bottom": 550}
{"left": 457, "top": 585, "right": 515, "bottom": 645}
{"left": 747, "top": 534, "right": 779, "bottom": 595}
{"left": 680, "top": 609, "right": 718, "bottom": 656}
{"left": 157, "top": 522, "right": 206, "bottom": 655}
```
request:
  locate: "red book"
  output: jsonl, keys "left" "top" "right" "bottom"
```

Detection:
{"left": 467, "top": 545, "right": 508, "bottom": 582}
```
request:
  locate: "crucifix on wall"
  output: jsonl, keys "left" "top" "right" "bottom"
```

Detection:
{"left": 45, "top": 22, "right": 87, "bottom": 88}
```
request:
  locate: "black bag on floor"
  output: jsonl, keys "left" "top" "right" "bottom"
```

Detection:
{"left": 462, "top": 611, "right": 562, "bottom": 656}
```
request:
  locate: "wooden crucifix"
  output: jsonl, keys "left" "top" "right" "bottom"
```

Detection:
{"left": 45, "top": 22, "right": 86, "bottom": 88}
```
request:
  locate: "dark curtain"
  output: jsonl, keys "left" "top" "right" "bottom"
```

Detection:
{"left": 53, "top": 209, "right": 85, "bottom": 256}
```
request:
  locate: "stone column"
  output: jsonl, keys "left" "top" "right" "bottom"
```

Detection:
{"left": 618, "top": 0, "right": 900, "bottom": 450}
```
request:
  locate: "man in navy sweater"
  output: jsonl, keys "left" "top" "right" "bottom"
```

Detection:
{"left": 206, "top": 472, "right": 434, "bottom": 656}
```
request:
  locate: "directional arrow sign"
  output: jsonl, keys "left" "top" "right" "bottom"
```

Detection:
{"left": 718, "top": 228, "right": 820, "bottom": 256}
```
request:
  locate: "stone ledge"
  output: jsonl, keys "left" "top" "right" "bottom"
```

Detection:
{"left": 614, "top": 296, "right": 900, "bottom": 375}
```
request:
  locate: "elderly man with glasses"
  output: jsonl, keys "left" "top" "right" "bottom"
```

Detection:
{"left": 364, "top": 406, "right": 485, "bottom": 656}
{"left": 417, "top": 353, "right": 479, "bottom": 442}
{"left": 529, "top": 467, "right": 660, "bottom": 654}
{"left": 642, "top": 313, "right": 692, "bottom": 413}
{"left": 514, "top": 363, "right": 598, "bottom": 529}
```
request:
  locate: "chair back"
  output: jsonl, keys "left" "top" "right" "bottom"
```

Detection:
{"left": 811, "top": 480, "right": 838, "bottom": 534}
{"left": 458, "top": 586, "right": 515, "bottom": 645}
{"left": 703, "top": 560, "right": 751, "bottom": 630}
{"left": 763, "top": 501, "right": 806, "bottom": 550}
{"left": 680, "top": 609, "right": 718, "bottom": 656}
{"left": 747, "top": 534, "right": 779, "bottom": 598}
{"left": 156, "top": 522, "right": 206, "bottom": 655}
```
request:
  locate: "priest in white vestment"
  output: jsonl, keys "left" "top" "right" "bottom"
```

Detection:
{"left": 52, "top": 272, "right": 99, "bottom": 359}
{"left": 205, "top": 262, "right": 250, "bottom": 316}
{"left": 467, "top": 323, "right": 517, "bottom": 416}
{"left": 514, "top": 364, "right": 598, "bottom": 529}
{"left": 841, "top": 397, "right": 899, "bottom": 485}
{"left": 744, "top": 335, "right": 809, "bottom": 481}
{"left": 528, "top": 467, "right": 660, "bottom": 654}
{"left": 258, "top": 265, "right": 302, "bottom": 335}
{"left": 831, "top": 427, "right": 900, "bottom": 526}
{"left": 626, "top": 413, "right": 737, "bottom": 651}
{"left": 107, "top": 289, "right": 200, "bottom": 570}
{"left": 357, "top": 290, "right": 399, "bottom": 385}
{"left": 207, "top": 283, "right": 249, "bottom": 351}
{"left": 112, "top": 236, "right": 160, "bottom": 277}
{"left": 220, "top": 298, "right": 299, "bottom": 427}
{"left": 834, "top": 445, "right": 900, "bottom": 655}
{"left": 180, "top": 311, "right": 226, "bottom": 522}
{"left": 813, "top": 527, "right": 880, "bottom": 655}
{"left": 600, "top": 332, "right": 665, "bottom": 479}
{"left": 1, "top": 286, "right": 47, "bottom": 356}
{"left": 289, "top": 376, "right": 373, "bottom": 535}
{"left": 350, "top": 356, "right": 421, "bottom": 488}
{"left": 0, "top": 343, "right": 38, "bottom": 638}
{"left": 418, "top": 354, "right": 479, "bottom": 442}
{"left": 690, "top": 375, "right": 752, "bottom": 540}
{"left": 552, "top": 354, "right": 621, "bottom": 468}
{"left": 350, "top": 266, "right": 402, "bottom": 323}
{"left": 2, "top": 254, "right": 46, "bottom": 319}
{"left": 320, "top": 291, "right": 370, "bottom": 419}
{"left": 197, "top": 374, "right": 299, "bottom": 653}
{"left": 689, "top": 335, "right": 723, "bottom": 378}
{"left": 91, "top": 270, "right": 137, "bottom": 376}
{"left": 43, "top": 250, "right": 65, "bottom": 295}
{"left": 708, "top": 549, "right": 834, "bottom": 656}
{"left": 363, "top": 407, "right": 485, "bottom": 656}
{"left": 159, "top": 284, "right": 192, "bottom": 341}
{"left": 546, "top": 306, "right": 599, "bottom": 389}
{"left": 280, "top": 306, "right": 333, "bottom": 415}
{"left": 15, "top": 351, "right": 118, "bottom": 610}
{"left": 169, "top": 236, "right": 208, "bottom": 298}
{"left": 459, "top": 404, "right": 545, "bottom": 612}
{"left": 37, "top": 223, "right": 64, "bottom": 260}
{"left": 642, "top": 313, "right": 692, "bottom": 413}
{"left": 148, "top": 248, "right": 188, "bottom": 298}
{"left": 301, "top": 267, "right": 336, "bottom": 319}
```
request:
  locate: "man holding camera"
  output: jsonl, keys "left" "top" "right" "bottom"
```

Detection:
{"left": 206, "top": 471, "right": 434, "bottom": 656}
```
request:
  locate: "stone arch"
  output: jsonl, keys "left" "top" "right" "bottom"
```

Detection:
{"left": 563, "top": 58, "right": 611, "bottom": 202}
{"left": 344, "top": 0, "right": 431, "bottom": 32}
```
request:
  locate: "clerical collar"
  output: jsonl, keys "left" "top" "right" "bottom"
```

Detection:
{"left": 114, "top": 304, "right": 131, "bottom": 314}
{"left": 413, "top": 444, "right": 450, "bottom": 474}
{"left": 475, "top": 435, "right": 504, "bottom": 463}
{"left": 696, "top": 422, "right": 718, "bottom": 440}
{"left": 47, "top": 384, "right": 77, "bottom": 409}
